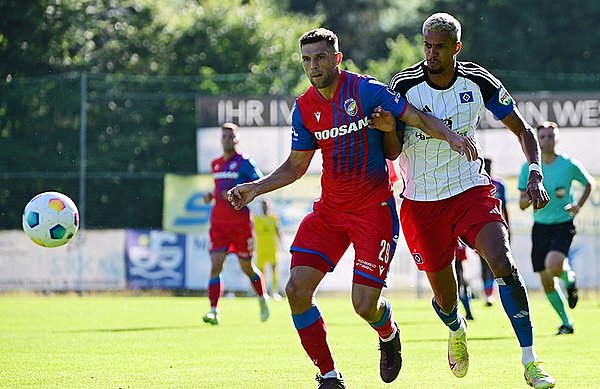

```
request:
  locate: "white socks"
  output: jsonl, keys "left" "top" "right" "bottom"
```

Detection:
{"left": 522, "top": 346, "right": 539, "bottom": 365}
{"left": 450, "top": 317, "right": 467, "bottom": 337}
{"left": 323, "top": 370, "right": 340, "bottom": 379}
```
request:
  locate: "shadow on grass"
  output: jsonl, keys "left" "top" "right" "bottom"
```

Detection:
{"left": 58, "top": 325, "right": 199, "bottom": 333}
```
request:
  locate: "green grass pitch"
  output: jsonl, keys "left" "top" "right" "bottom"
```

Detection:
{"left": 1, "top": 293, "right": 598, "bottom": 388}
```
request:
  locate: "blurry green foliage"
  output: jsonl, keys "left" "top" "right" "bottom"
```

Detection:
{"left": 1, "top": 0, "right": 599, "bottom": 229}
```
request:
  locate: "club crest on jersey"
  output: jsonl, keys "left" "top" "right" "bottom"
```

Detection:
{"left": 229, "top": 161, "right": 238, "bottom": 170}
{"left": 459, "top": 91, "right": 474, "bottom": 103}
{"left": 412, "top": 253, "right": 423, "bottom": 264}
{"left": 498, "top": 87, "right": 512, "bottom": 106}
{"left": 344, "top": 98, "right": 358, "bottom": 116}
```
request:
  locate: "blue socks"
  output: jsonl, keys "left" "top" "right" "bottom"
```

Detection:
{"left": 432, "top": 298, "right": 461, "bottom": 331}
{"left": 496, "top": 269, "right": 533, "bottom": 347}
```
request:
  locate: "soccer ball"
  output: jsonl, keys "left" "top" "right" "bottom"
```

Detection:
{"left": 22, "top": 191, "right": 79, "bottom": 248}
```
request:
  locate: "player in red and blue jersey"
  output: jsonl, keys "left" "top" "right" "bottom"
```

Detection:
{"left": 227, "top": 28, "right": 475, "bottom": 388}
{"left": 202, "top": 122, "right": 269, "bottom": 326}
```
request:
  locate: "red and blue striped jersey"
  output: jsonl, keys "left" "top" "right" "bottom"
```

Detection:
{"left": 291, "top": 70, "right": 408, "bottom": 211}
{"left": 210, "top": 152, "right": 262, "bottom": 224}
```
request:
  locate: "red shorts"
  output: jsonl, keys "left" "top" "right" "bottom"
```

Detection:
{"left": 400, "top": 185, "right": 506, "bottom": 273}
{"left": 209, "top": 221, "right": 253, "bottom": 259}
{"left": 455, "top": 242, "right": 468, "bottom": 262}
{"left": 290, "top": 197, "right": 399, "bottom": 288}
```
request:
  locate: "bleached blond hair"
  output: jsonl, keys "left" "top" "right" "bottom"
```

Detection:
{"left": 423, "top": 13, "right": 462, "bottom": 42}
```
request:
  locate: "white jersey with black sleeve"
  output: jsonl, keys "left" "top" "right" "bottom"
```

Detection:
{"left": 388, "top": 60, "right": 515, "bottom": 201}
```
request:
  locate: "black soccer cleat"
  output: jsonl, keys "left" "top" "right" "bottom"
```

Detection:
{"left": 315, "top": 374, "right": 346, "bottom": 389}
{"left": 556, "top": 324, "right": 574, "bottom": 335}
{"left": 379, "top": 324, "right": 402, "bottom": 383}
{"left": 566, "top": 278, "right": 579, "bottom": 309}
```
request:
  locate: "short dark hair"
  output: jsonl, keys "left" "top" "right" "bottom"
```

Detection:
{"left": 536, "top": 121, "right": 558, "bottom": 131}
{"left": 299, "top": 28, "right": 339, "bottom": 51}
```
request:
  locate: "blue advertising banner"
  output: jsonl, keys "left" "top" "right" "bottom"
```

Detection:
{"left": 125, "top": 229, "right": 186, "bottom": 289}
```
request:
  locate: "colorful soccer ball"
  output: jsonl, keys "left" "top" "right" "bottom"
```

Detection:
{"left": 22, "top": 191, "right": 79, "bottom": 248}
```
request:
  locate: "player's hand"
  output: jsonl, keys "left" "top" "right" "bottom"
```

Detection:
{"left": 445, "top": 132, "right": 478, "bottom": 162}
{"left": 203, "top": 192, "right": 213, "bottom": 203}
{"left": 368, "top": 106, "right": 396, "bottom": 132}
{"left": 526, "top": 171, "right": 550, "bottom": 210}
{"left": 564, "top": 203, "right": 581, "bottom": 217}
{"left": 227, "top": 183, "right": 258, "bottom": 210}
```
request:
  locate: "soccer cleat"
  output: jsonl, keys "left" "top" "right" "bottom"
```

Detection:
{"left": 556, "top": 324, "right": 574, "bottom": 335}
{"left": 202, "top": 311, "right": 220, "bottom": 325}
{"left": 524, "top": 361, "right": 556, "bottom": 388}
{"left": 566, "top": 275, "right": 579, "bottom": 309}
{"left": 259, "top": 296, "right": 270, "bottom": 322}
{"left": 448, "top": 319, "right": 469, "bottom": 378}
{"left": 315, "top": 374, "right": 346, "bottom": 389}
{"left": 485, "top": 296, "right": 495, "bottom": 307}
{"left": 465, "top": 312, "right": 474, "bottom": 321}
{"left": 378, "top": 324, "right": 402, "bottom": 383}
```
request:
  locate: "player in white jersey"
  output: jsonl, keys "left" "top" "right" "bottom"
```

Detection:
{"left": 385, "top": 13, "right": 555, "bottom": 389}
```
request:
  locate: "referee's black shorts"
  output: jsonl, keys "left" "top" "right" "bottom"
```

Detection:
{"left": 531, "top": 220, "right": 576, "bottom": 272}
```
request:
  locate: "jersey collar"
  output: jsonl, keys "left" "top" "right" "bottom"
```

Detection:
{"left": 422, "top": 61, "right": 459, "bottom": 90}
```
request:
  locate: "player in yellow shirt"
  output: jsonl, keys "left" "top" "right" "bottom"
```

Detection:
{"left": 253, "top": 199, "right": 283, "bottom": 300}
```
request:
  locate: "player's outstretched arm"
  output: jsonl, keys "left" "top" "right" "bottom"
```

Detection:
{"left": 501, "top": 110, "right": 550, "bottom": 210}
{"left": 402, "top": 104, "right": 478, "bottom": 161}
{"left": 369, "top": 106, "right": 402, "bottom": 159}
{"left": 228, "top": 149, "right": 315, "bottom": 210}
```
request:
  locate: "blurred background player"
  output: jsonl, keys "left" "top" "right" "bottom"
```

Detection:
{"left": 454, "top": 240, "right": 474, "bottom": 320}
{"left": 227, "top": 28, "right": 473, "bottom": 389}
{"left": 202, "top": 122, "right": 270, "bottom": 325}
{"left": 479, "top": 157, "right": 510, "bottom": 307}
{"left": 518, "top": 121, "right": 595, "bottom": 335}
{"left": 254, "top": 198, "right": 284, "bottom": 300}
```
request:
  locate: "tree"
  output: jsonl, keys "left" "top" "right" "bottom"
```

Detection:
{"left": 0, "top": 0, "right": 317, "bottom": 229}
{"left": 422, "top": 0, "right": 600, "bottom": 90}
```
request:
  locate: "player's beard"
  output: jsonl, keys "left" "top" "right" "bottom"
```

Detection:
{"left": 427, "top": 64, "right": 444, "bottom": 74}
{"left": 309, "top": 71, "right": 334, "bottom": 89}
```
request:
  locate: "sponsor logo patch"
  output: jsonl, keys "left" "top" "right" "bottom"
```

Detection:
{"left": 313, "top": 117, "right": 369, "bottom": 140}
{"left": 498, "top": 87, "right": 512, "bottom": 106}
{"left": 459, "top": 91, "right": 474, "bottom": 103}
{"left": 213, "top": 171, "right": 239, "bottom": 179}
{"left": 314, "top": 111, "right": 321, "bottom": 122}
